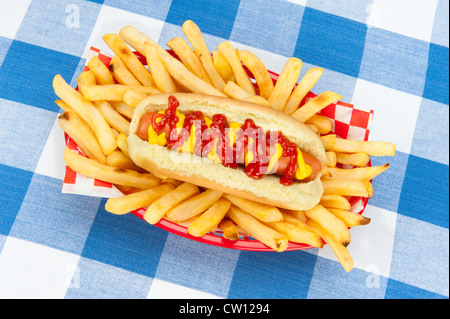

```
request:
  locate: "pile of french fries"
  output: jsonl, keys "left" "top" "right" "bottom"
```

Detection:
{"left": 53, "top": 20, "right": 395, "bottom": 272}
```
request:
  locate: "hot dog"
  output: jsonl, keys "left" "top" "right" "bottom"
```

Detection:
{"left": 127, "top": 93, "right": 327, "bottom": 210}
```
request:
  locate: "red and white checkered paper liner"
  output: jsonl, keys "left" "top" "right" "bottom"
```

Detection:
{"left": 61, "top": 47, "right": 374, "bottom": 251}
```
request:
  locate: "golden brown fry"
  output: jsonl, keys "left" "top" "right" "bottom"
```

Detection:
{"left": 223, "top": 80, "right": 250, "bottom": 100}
{"left": 53, "top": 75, "right": 117, "bottom": 155}
{"left": 87, "top": 55, "right": 115, "bottom": 85}
{"left": 331, "top": 138, "right": 396, "bottom": 157}
{"left": 109, "top": 101, "right": 135, "bottom": 120}
{"left": 94, "top": 100, "right": 130, "bottom": 135}
{"left": 218, "top": 41, "right": 255, "bottom": 96}
{"left": 77, "top": 70, "right": 96, "bottom": 92}
{"left": 106, "top": 150, "right": 145, "bottom": 172}
{"left": 188, "top": 198, "right": 231, "bottom": 237}
{"left": 266, "top": 221, "right": 323, "bottom": 248}
{"left": 291, "top": 91, "right": 342, "bottom": 123}
{"left": 213, "top": 49, "right": 235, "bottom": 83}
{"left": 227, "top": 205, "right": 288, "bottom": 252}
{"left": 144, "top": 42, "right": 177, "bottom": 93}
{"left": 63, "top": 147, "right": 160, "bottom": 189}
{"left": 122, "top": 88, "right": 148, "bottom": 108}
{"left": 327, "top": 208, "right": 371, "bottom": 227}
{"left": 57, "top": 110, "right": 107, "bottom": 164}
{"left": 168, "top": 37, "right": 212, "bottom": 84}
{"left": 166, "top": 189, "right": 223, "bottom": 222}
{"left": 269, "top": 57, "right": 302, "bottom": 111}
{"left": 144, "top": 182, "right": 200, "bottom": 224}
{"left": 156, "top": 45, "right": 226, "bottom": 97}
{"left": 325, "top": 151, "right": 337, "bottom": 167}
{"left": 80, "top": 84, "right": 159, "bottom": 101}
{"left": 218, "top": 218, "right": 239, "bottom": 241}
{"left": 223, "top": 194, "right": 283, "bottom": 223}
{"left": 182, "top": 20, "right": 225, "bottom": 91}
{"left": 119, "top": 25, "right": 158, "bottom": 54}
{"left": 320, "top": 134, "right": 336, "bottom": 150}
{"left": 103, "top": 33, "right": 155, "bottom": 87}
{"left": 116, "top": 132, "right": 129, "bottom": 156}
{"left": 109, "top": 56, "right": 141, "bottom": 86}
{"left": 319, "top": 194, "right": 351, "bottom": 211}
{"left": 322, "top": 178, "right": 373, "bottom": 198}
{"left": 307, "top": 219, "right": 354, "bottom": 272}
{"left": 327, "top": 164, "right": 390, "bottom": 181}
{"left": 237, "top": 49, "right": 274, "bottom": 100}
{"left": 105, "top": 184, "right": 175, "bottom": 215}
{"left": 305, "top": 204, "right": 351, "bottom": 247}
{"left": 280, "top": 209, "right": 307, "bottom": 223}
{"left": 284, "top": 67, "right": 323, "bottom": 115}
{"left": 335, "top": 152, "right": 371, "bottom": 167}
{"left": 305, "top": 114, "right": 332, "bottom": 135}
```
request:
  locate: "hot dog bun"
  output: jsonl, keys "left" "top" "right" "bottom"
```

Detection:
{"left": 128, "top": 93, "right": 326, "bottom": 210}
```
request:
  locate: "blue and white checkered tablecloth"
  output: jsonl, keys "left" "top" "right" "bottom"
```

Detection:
{"left": 0, "top": 0, "right": 448, "bottom": 300}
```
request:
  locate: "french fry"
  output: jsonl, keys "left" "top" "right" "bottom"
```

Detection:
{"left": 327, "top": 164, "right": 390, "bottom": 181}
{"left": 305, "top": 114, "right": 332, "bottom": 135}
{"left": 53, "top": 74, "right": 117, "bottom": 155}
{"left": 320, "top": 134, "right": 336, "bottom": 150}
{"left": 306, "top": 124, "right": 319, "bottom": 135}
{"left": 166, "top": 189, "right": 223, "bottom": 222}
{"left": 156, "top": 45, "right": 226, "bottom": 97}
{"left": 109, "top": 56, "right": 141, "bottom": 86}
{"left": 336, "top": 152, "right": 370, "bottom": 167}
{"left": 217, "top": 41, "right": 255, "bottom": 96}
{"left": 102, "top": 33, "right": 155, "bottom": 87}
{"left": 105, "top": 184, "right": 175, "bottom": 215}
{"left": 93, "top": 100, "right": 130, "bottom": 135}
{"left": 223, "top": 194, "right": 283, "bottom": 222}
{"left": 87, "top": 55, "right": 115, "bottom": 85}
{"left": 55, "top": 99, "right": 73, "bottom": 113}
{"left": 305, "top": 204, "right": 351, "bottom": 247}
{"left": 182, "top": 20, "right": 225, "bottom": 91}
{"left": 218, "top": 218, "right": 239, "bottom": 241}
{"left": 213, "top": 49, "right": 235, "bottom": 83}
{"left": 307, "top": 219, "right": 354, "bottom": 272}
{"left": 80, "top": 84, "right": 159, "bottom": 101}
{"left": 322, "top": 178, "right": 373, "bottom": 198}
{"left": 168, "top": 36, "right": 212, "bottom": 84}
{"left": 119, "top": 25, "right": 159, "bottom": 55}
{"left": 269, "top": 57, "right": 303, "bottom": 112}
{"left": 227, "top": 205, "right": 288, "bottom": 252}
{"left": 283, "top": 67, "right": 323, "bottom": 115}
{"left": 331, "top": 138, "right": 396, "bottom": 156}
{"left": 144, "top": 42, "right": 177, "bottom": 93}
{"left": 280, "top": 209, "right": 307, "bottom": 223}
{"left": 266, "top": 221, "right": 323, "bottom": 248}
{"left": 106, "top": 149, "right": 145, "bottom": 172}
{"left": 57, "top": 110, "right": 107, "bottom": 164}
{"left": 63, "top": 147, "right": 160, "bottom": 188}
{"left": 188, "top": 198, "right": 231, "bottom": 237}
{"left": 236, "top": 49, "right": 274, "bottom": 100}
{"left": 327, "top": 208, "right": 371, "bottom": 227}
{"left": 325, "top": 151, "right": 337, "bottom": 167}
{"left": 319, "top": 194, "right": 351, "bottom": 211}
{"left": 116, "top": 132, "right": 129, "bottom": 156}
{"left": 223, "top": 80, "right": 250, "bottom": 100}
{"left": 144, "top": 182, "right": 200, "bottom": 224}
{"left": 291, "top": 91, "right": 342, "bottom": 123}
{"left": 77, "top": 70, "right": 96, "bottom": 91}
{"left": 109, "top": 101, "right": 135, "bottom": 120}
{"left": 122, "top": 88, "right": 148, "bottom": 107}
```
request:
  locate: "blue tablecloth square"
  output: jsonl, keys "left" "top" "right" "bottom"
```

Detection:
{"left": 0, "top": 164, "right": 34, "bottom": 236}
{"left": 294, "top": 7, "right": 367, "bottom": 77}
{"left": 423, "top": 43, "right": 449, "bottom": 105}
{"left": 165, "top": 0, "right": 241, "bottom": 40}
{"left": 398, "top": 155, "right": 449, "bottom": 228}
{"left": 385, "top": 275, "right": 447, "bottom": 299}
{"left": 104, "top": 0, "right": 173, "bottom": 21}
{"left": 228, "top": 250, "right": 318, "bottom": 299}
{"left": 0, "top": 41, "right": 80, "bottom": 112}
{"left": 0, "top": 36, "right": 12, "bottom": 67}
